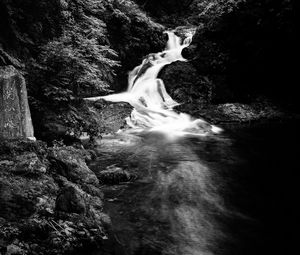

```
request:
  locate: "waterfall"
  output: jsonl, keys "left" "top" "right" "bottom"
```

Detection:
{"left": 86, "top": 30, "right": 221, "bottom": 137}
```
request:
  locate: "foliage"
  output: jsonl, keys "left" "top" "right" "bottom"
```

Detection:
{"left": 0, "top": 0, "right": 167, "bottom": 141}
{"left": 0, "top": 0, "right": 62, "bottom": 50}
{"left": 134, "top": 0, "right": 194, "bottom": 15}
{"left": 28, "top": 0, "right": 119, "bottom": 107}
{"left": 104, "top": 0, "right": 165, "bottom": 91}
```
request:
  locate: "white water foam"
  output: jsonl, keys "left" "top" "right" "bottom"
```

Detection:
{"left": 86, "top": 29, "right": 222, "bottom": 138}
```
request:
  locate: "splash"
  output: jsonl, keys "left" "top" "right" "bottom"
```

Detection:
{"left": 86, "top": 29, "right": 222, "bottom": 137}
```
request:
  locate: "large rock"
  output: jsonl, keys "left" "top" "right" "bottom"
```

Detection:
{"left": 55, "top": 185, "right": 87, "bottom": 214}
{"left": 0, "top": 66, "right": 34, "bottom": 139}
{"left": 50, "top": 147, "right": 99, "bottom": 186}
{"left": 97, "top": 165, "right": 134, "bottom": 185}
{"left": 12, "top": 152, "right": 47, "bottom": 176}
{"left": 159, "top": 61, "right": 213, "bottom": 113}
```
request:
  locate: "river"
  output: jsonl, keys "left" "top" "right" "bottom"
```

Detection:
{"left": 86, "top": 28, "right": 297, "bottom": 255}
{"left": 88, "top": 120, "right": 299, "bottom": 255}
{"left": 88, "top": 120, "right": 298, "bottom": 255}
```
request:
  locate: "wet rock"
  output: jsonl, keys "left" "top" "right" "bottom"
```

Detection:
{"left": 55, "top": 186, "right": 86, "bottom": 214}
{"left": 86, "top": 99, "right": 132, "bottom": 133}
{"left": 49, "top": 147, "right": 99, "bottom": 186}
{"left": 182, "top": 44, "right": 197, "bottom": 59}
{"left": 200, "top": 102, "right": 284, "bottom": 124}
{"left": 159, "top": 61, "right": 213, "bottom": 111}
{"left": 97, "top": 165, "right": 133, "bottom": 185}
{"left": 0, "top": 65, "right": 34, "bottom": 139}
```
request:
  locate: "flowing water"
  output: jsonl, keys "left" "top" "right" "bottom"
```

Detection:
{"left": 89, "top": 122, "right": 298, "bottom": 255}
{"left": 86, "top": 30, "right": 297, "bottom": 255}
{"left": 86, "top": 30, "right": 221, "bottom": 137}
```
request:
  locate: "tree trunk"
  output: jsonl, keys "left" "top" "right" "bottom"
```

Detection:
{"left": 0, "top": 65, "right": 34, "bottom": 139}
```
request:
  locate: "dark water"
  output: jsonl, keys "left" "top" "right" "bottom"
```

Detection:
{"left": 90, "top": 121, "right": 298, "bottom": 255}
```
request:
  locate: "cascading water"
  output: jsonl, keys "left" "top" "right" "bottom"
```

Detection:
{"left": 86, "top": 30, "right": 221, "bottom": 137}
{"left": 83, "top": 29, "right": 288, "bottom": 255}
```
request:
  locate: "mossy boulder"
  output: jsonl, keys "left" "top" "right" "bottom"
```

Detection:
{"left": 49, "top": 146, "right": 99, "bottom": 186}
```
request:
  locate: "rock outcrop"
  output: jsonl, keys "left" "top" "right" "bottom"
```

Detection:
{"left": 0, "top": 140, "right": 110, "bottom": 255}
{"left": 49, "top": 146, "right": 99, "bottom": 186}
{"left": 0, "top": 66, "right": 34, "bottom": 139}
{"left": 185, "top": 0, "right": 296, "bottom": 107}
{"left": 159, "top": 61, "right": 213, "bottom": 113}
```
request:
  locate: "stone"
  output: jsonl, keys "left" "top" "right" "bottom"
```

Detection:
{"left": 159, "top": 61, "right": 212, "bottom": 112}
{"left": 97, "top": 165, "right": 133, "bottom": 185}
{"left": 55, "top": 186, "right": 86, "bottom": 214}
{"left": 12, "top": 152, "right": 47, "bottom": 175}
{"left": 0, "top": 65, "right": 34, "bottom": 139}
{"left": 50, "top": 147, "right": 99, "bottom": 186}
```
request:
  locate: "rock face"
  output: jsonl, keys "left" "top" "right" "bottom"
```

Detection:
{"left": 159, "top": 61, "right": 213, "bottom": 114}
{"left": 0, "top": 65, "right": 34, "bottom": 139}
{"left": 0, "top": 140, "right": 110, "bottom": 255}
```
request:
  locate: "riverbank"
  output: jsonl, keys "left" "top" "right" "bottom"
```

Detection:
{"left": 0, "top": 140, "right": 110, "bottom": 255}
{"left": 1, "top": 108, "right": 298, "bottom": 255}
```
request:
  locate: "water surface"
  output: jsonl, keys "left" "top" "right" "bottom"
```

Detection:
{"left": 90, "top": 121, "right": 298, "bottom": 255}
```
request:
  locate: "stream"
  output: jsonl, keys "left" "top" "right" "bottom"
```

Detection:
{"left": 86, "top": 29, "right": 297, "bottom": 255}
{"left": 89, "top": 121, "right": 298, "bottom": 255}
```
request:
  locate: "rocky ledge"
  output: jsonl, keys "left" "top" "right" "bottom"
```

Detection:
{"left": 0, "top": 140, "right": 110, "bottom": 255}
{"left": 159, "top": 61, "right": 296, "bottom": 126}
